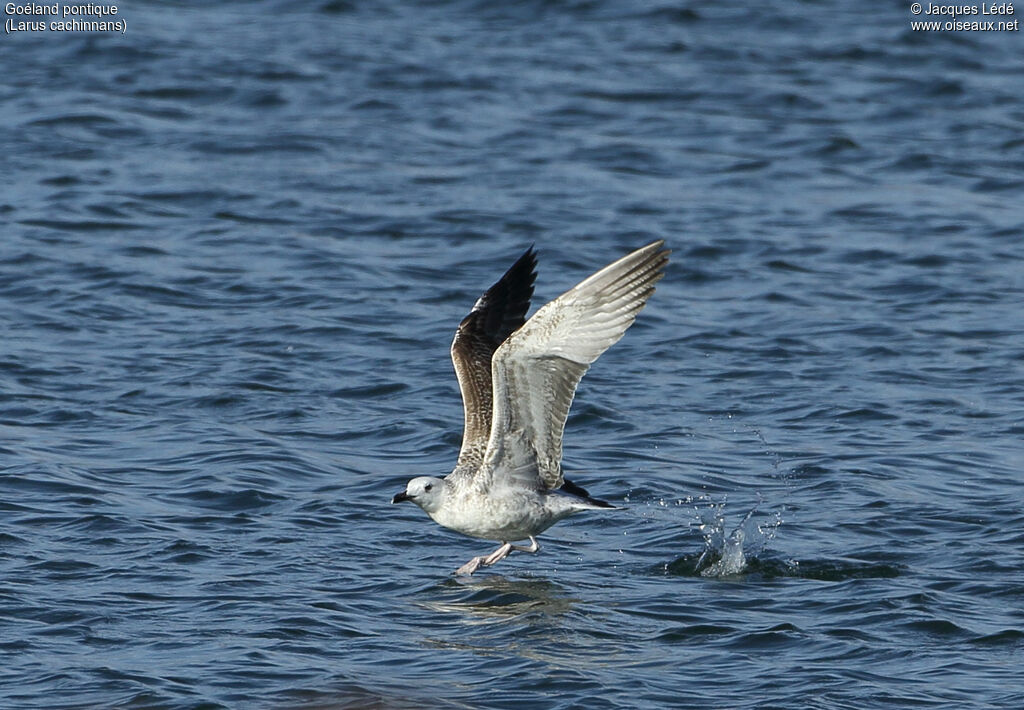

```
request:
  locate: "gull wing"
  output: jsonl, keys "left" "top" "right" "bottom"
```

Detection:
{"left": 479, "top": 240, "right": 669, "bottom": 491}
{"left": 451, "top": 247, "right": 537, "bottom": 469}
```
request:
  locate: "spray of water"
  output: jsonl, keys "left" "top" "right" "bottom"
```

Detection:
{"left": 632, "top": 491, "right": 783, "bottom": 577}
{"left": 633, "top": 419, "right": 789, "bottom": 577}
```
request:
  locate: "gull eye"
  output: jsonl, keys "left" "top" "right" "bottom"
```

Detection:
{"left": 425, "top": 483, "right": 434, "bottom": 492}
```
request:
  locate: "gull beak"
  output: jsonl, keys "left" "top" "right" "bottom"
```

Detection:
{"left": 392, "top": 491, "right": 412, "bottom": 504}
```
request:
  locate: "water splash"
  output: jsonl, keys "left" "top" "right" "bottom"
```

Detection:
{"left": 700, "top": 526, "right": 746, "bottom": 577}
{"left": 682, "top": 497, "right": 784, "bottom": 578}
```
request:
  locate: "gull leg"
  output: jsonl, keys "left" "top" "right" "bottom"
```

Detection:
{"left": 455, "top": 542, "right": 513, "bottom": 576}
{"left": 455, "top": 555, "right": 485, "bottom": 576}
{"left": 510, "top": 536, "right": 540, "bottom": 554}
{"left": 483, "top": 542, "right": 514, "bottom": 566}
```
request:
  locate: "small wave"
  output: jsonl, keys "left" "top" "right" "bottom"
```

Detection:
{"left": 664, "top": 554, "right": 902, "bottom": 581}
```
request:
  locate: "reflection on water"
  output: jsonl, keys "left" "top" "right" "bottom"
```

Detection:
{"left": 420, "top": 575, "right": 579, "bottom": 622}
{"left": 412, "top": 576, "right": 588, "bottom": 672}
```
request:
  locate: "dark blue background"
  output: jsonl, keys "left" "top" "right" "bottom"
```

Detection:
{"left": 2, "top": 2, "right": 1022, "bottom": 708}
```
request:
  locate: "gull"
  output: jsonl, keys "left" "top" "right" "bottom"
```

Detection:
{"left": 392, "top": 241, "right": 669, "bottom": 575}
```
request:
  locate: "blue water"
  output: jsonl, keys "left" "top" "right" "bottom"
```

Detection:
{"left": 2, "top": 1, "right": 1023, "bottom": 708}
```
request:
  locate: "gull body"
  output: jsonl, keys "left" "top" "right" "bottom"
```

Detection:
{"left": 396, "top": 474, "right": 598, "bottom": 542}
{"left": 392, "top": 241, "right": 669, "bottom": 575}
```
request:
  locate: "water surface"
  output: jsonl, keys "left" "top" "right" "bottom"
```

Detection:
{"left": 2, "top": 1, "right": 1023, "bottom": 708}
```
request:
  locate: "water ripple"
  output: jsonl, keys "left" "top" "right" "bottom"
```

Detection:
{"left": 2, "top": 1, "right": 1023, "bottom": 708}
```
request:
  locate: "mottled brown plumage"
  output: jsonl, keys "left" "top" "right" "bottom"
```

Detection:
{"left": 450, "top": 247, "right": 536, "bottom": 469}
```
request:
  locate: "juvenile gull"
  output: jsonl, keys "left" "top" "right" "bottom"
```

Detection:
{"left": 392, "top": 241, "right": 669, "bottom": 575}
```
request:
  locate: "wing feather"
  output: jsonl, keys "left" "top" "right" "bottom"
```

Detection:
{"left": 479, "top": 241, "right": 669, "bottom": 491}
{"left": 450, "top": 247, "right": 536, "bottom": 469}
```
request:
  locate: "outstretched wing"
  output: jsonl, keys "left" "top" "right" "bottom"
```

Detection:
{"left": 480, "top": 240, "right": 669, "bottom": 491}
{"left": 451, "top": 247, "right": 537, "bottom": 469}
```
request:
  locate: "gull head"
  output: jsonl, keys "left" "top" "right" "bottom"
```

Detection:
{"left": 391, "top": 476, "right": 447, "bottom": 514}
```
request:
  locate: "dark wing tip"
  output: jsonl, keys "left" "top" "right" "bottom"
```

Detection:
{"left": 462, "top": 245, "right": 537, "bottom": 346}
{"left": 492, "top": 245, "right": 537, "bottom": 331}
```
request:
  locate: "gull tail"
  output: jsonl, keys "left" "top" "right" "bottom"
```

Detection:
{"left": 560, "top": 478, "right": 617, "bottom": 509}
